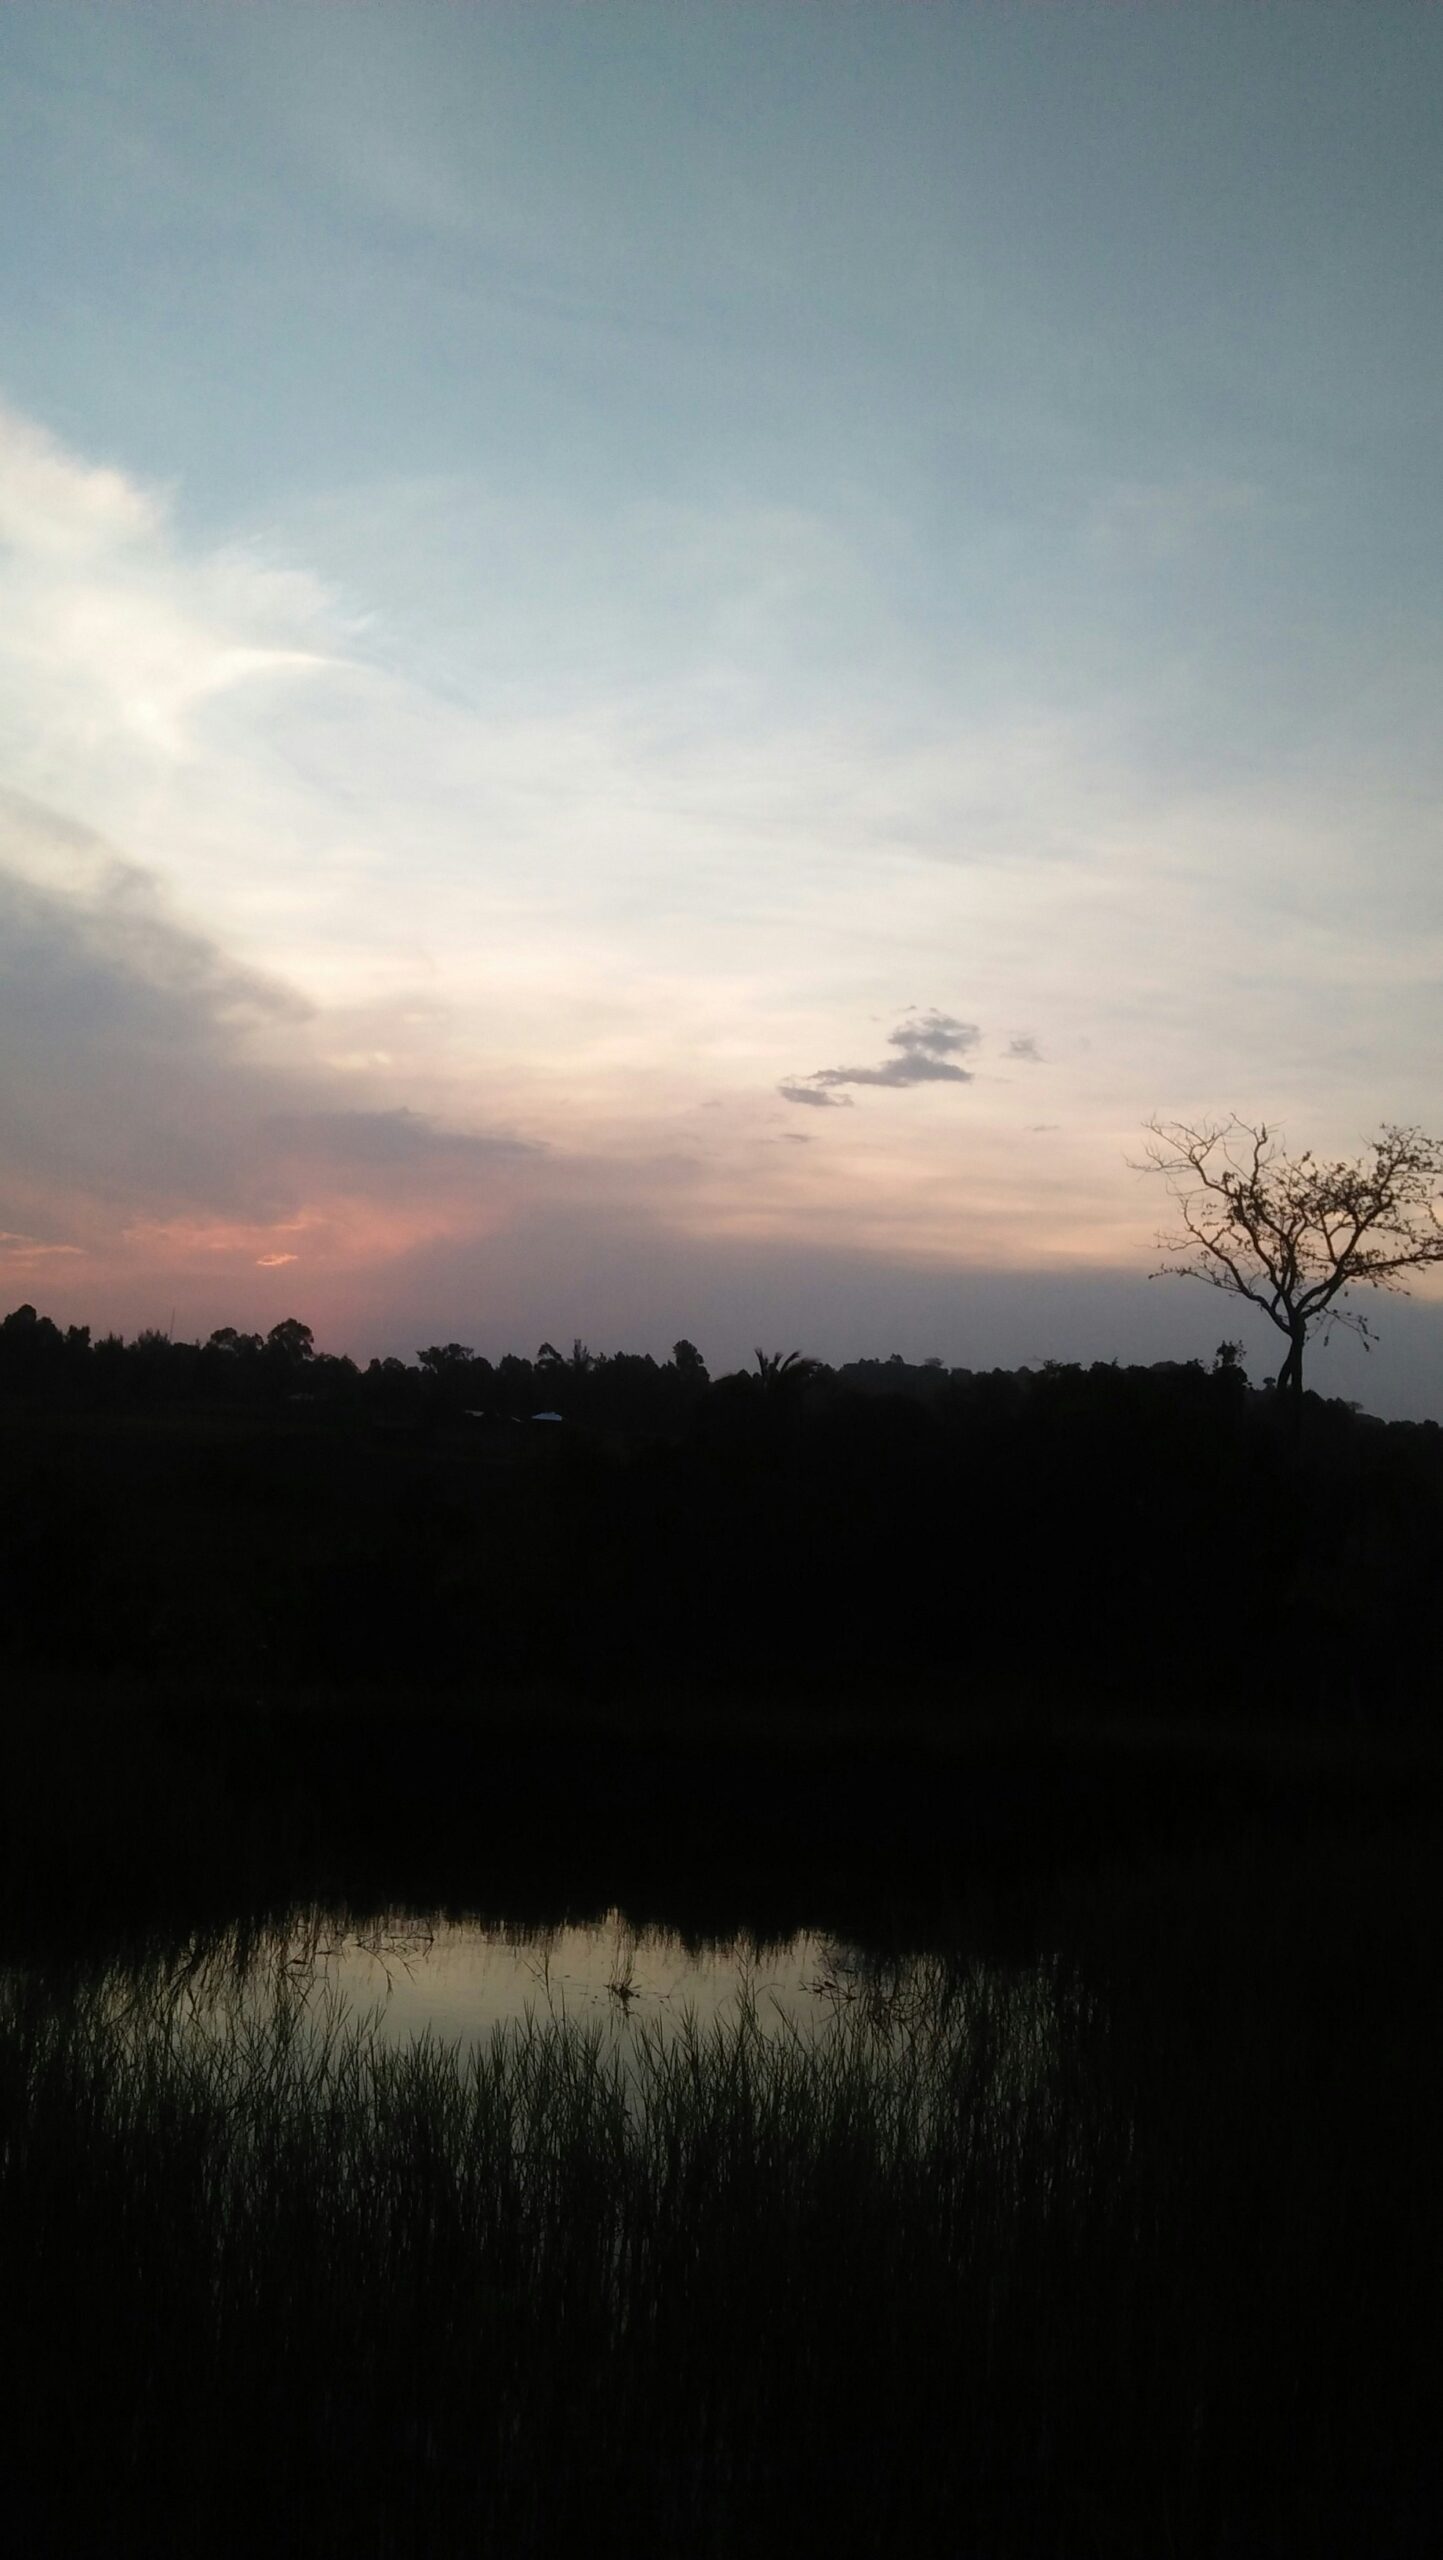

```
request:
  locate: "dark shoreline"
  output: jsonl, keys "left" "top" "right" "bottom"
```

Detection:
{"left": 8, "top": 1675, "right": 1440, "bottom": 1956}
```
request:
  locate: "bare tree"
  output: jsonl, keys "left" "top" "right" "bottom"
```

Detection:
{"left": 1140, "top": 1117, "right": 1443, "bottom": 1412}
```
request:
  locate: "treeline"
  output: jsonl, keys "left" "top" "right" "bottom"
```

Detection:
{"left": 0, "top": 1300, "right": 966, "bottom": 1431}
{"left": 2, "top": 1300, "right": 1441, "bottom": 1721}
{"left": 0, "top": 1303, "right": 716, "bottom": 1427}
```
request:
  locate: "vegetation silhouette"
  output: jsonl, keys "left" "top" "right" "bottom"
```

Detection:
{"left": 3, "top": 1290, "right": 1442, "bottom": 2556}
{"left": 1141, "top": 1116, "right": 1443, "bottom": 1415}
{"left": 3, "top": 1292, "right": 1440, "bottom": 1721}
{"left": 5, "top": 1818, "right": 1440, "bottom": 2559}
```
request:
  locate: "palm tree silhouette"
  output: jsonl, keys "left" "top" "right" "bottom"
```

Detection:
{"left": 752, "top": 1348, "right": 821, "bottom": 1396}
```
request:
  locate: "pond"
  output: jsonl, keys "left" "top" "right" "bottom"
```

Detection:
{"left": 139, "top": 1904, "right": 947, "bottom": 2057}
{"left": 5, "top": 1810, "right": 1433, "bottom": 2560}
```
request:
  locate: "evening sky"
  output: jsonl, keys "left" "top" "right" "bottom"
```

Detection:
{"left": 1, "top": 4, "right": 1440, "bottom": 1408}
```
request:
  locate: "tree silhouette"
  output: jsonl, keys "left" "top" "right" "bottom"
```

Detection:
{"left": 266, "top": 1319, "right": 315, "bottom": 1366}
{"left": 752, "top": 1348, "right": 822, "bottom": 1395}
{"left": 1142, "top": 1117, "right": 1443, "bottom": 1414}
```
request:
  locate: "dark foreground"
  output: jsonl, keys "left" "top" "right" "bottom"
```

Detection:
{"left": 2, "top": 1701, "right": 1440, "bottom": 2559}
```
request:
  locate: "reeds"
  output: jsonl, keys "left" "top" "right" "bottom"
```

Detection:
{"left": 3, "top": 1833, "right": 1440, "bottom": 2558}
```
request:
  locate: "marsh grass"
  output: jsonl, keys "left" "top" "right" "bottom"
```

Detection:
{"left": 5, "top": 1825, "right": 1441, "bottom": 2559}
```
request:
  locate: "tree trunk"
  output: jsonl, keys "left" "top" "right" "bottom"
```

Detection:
{"left": 1277, "top": 1325, "right": 1307, "bottom": 1434}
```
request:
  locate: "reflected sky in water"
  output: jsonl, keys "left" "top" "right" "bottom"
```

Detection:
{"left": 273, "top": 1910, "right": 904, "bottom": 2053}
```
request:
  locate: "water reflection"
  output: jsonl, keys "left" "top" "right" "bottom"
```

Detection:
{"left": 141, "top": 1904, "right": 944, "bottom": 2059}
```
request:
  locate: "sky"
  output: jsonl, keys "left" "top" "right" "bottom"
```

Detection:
{"left": 1, "top": 1, "right": 1441, "bottom": 1410}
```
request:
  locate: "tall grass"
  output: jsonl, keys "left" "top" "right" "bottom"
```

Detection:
{"left": 3, "top": 1831, "right": 1441, "bottom": 2557}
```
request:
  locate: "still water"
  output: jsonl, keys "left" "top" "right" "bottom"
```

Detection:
{"left": 163, "top": 1907, "right": 930, "bottom": 2055}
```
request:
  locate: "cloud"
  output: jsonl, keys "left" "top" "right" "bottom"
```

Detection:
{"left": 777, "top": 1081, "right": 853, "bottom": 1110}
{"left": 0, "top": 793, "right": 534, "bottom": 1275}
{"left": 265, "top": 1107, "right": 528, "bottom": 1176}
{"left": 256, "top": 1253, "right": 299, "bottom": 1268}
{"left": 781, "top": 1010, "right": 980, "bottom": 1104}
{"left": 3, "top": 396, "right": 1439, "bottom": 1378}
{"left": 0, "top": 1229, "right": 84, "bottom": 1262}
{"left": 0, "top": 402, "right": 340, "bottom": 789}
{"left": 888, "top": 1012, "right": 980, "bottom": 1062}
{"left": 0, "top": 403, "right": 162, "bottom": 561}
{"left": 1007, "top": 1034, "right": 1043, "bottom": 1062}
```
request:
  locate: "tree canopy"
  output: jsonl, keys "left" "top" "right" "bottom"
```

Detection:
{"left": 1142, "top": 1117, "right": 1443, "bottom": 1407}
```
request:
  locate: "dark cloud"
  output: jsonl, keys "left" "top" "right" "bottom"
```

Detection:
{"left": 820, "top": 1054, "right": 972, "bottom": 1089}
{"left": 266, "top": 1109, "right": 531, "bottom": 1175}
{"left": 0, "top": 855, "right": 293, "bottom": 1221}
{"left": 1007, "top": 1035, "right": 1043, "bottom": 1062}
{"left": 0, "top": 797, "right": 530, "bottom": 1240}
{"left": 889, "top": 1012, "right": 979, "bottom": 1062}
{"left": 777, "top": 1081, "right": 853, "bottom": 1109}
{"left": 0, "top": 846, "right": 305, "bottom": 1057}
{"left": 781, "top": 1009, "right": 979, "bottom": 1105}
